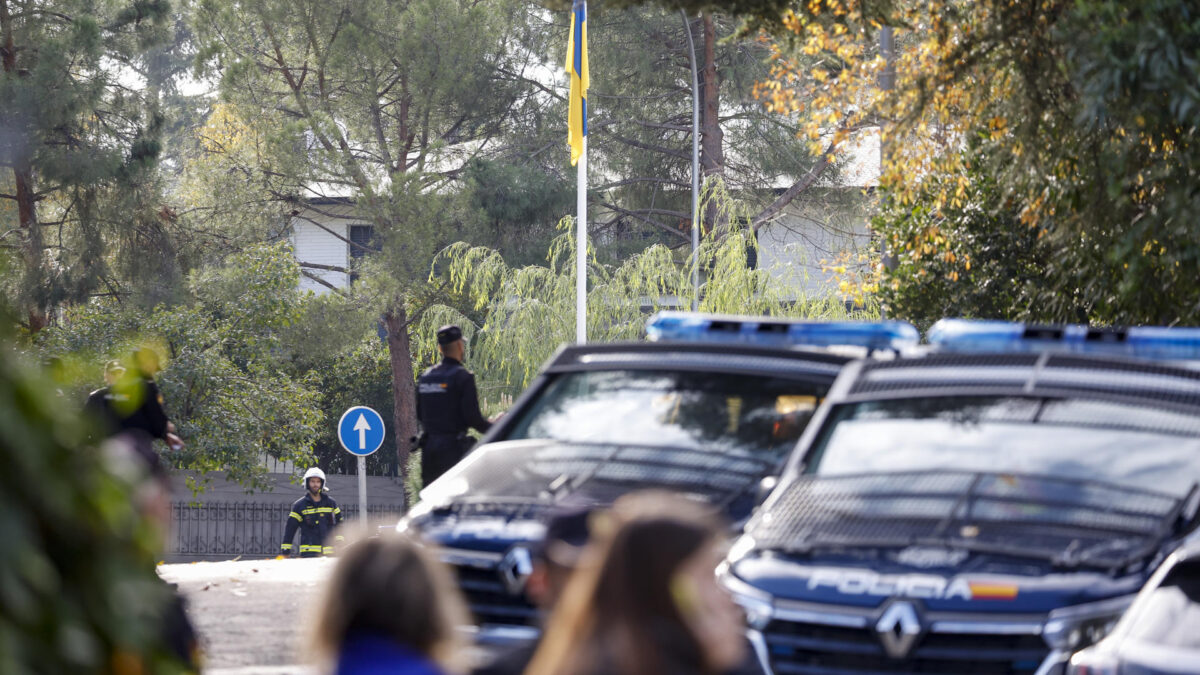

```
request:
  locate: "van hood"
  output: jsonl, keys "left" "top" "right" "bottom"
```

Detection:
{"left": 404, "top": 438, "right": 779, "bottom": 550}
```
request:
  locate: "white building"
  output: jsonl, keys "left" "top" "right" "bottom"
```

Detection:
{"left": 754, "top": 129, "right": 879, "bottom": 299}
{"left": 290, "top": 198, "right": 376, "bottom": 294}
{"left": 289, "top": 132, "right": 879, "bottom": 299}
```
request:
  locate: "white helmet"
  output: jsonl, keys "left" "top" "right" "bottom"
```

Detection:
{"left": 303, "top": 467, "right": 327, "bottom": 491}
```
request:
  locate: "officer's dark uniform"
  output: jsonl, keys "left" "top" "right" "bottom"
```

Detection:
{"left": 280, "top": 491, "right": 344, "bottom": 557}
{"left": 84, "top": 374, "right": 172, "bottom": 442}
{"left": 417, "top": 325, "right": 491, "bottom": 486}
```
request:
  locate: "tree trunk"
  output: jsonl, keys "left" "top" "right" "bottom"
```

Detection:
{"left": 698, "top": 13, "right": 723, "bottom": 178}
{"left": 698, "top": 12, "right": 725, "bottom": 232}
{"left": 1, "top": 0, "right": 46, "bottom": 331}
{"left": 384, "top": 305, "right": 419, "bottom": 506}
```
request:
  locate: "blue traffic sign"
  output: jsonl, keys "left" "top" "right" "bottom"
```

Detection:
{"left": 337, "top": 406, "right": 386, "bottom": 456}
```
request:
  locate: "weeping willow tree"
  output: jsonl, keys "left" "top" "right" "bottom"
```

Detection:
{"left": 413, "top": 182, "right": 879, "bottom": 404}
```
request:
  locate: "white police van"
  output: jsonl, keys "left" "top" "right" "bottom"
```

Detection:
{"left": 399, "top": 312, "right": 915, "bottom": 644}
{"left": 721, "top": 320, "right": 1200, "bottom": 675}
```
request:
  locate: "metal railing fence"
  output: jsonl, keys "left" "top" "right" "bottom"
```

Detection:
{"left": 168, "top": 501, "right": 406, "bottom": 560}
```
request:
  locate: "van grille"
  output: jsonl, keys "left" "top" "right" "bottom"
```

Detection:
{"left": 447, "top": 560, "right": 540, "bottom": 627}
{"left": 762, "top": 617, "right": 1048, "bottom": 675}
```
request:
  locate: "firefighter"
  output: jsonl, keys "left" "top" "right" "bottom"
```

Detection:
{"left": 415, "top": 324, "right": 492, "bottom": 486}
{"left": 280, "top": 467, "right": 344, "bottom": 557}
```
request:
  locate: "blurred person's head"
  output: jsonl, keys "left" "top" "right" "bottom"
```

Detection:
{"left": 104, "top": 360, "right": 126, "bottom": 386}
{"left": 526, "top": 491, "right": 746, "bottom": 675}
{"left": 526, "top": 507, "right": 592, "bottom": 611}
{"left": 311, "top": 534, "right": 469, "bottom": 672}
{"left": 132, "top": 348, "right": 161, "bottom": 377}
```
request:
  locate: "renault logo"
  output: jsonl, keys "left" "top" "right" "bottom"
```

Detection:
{"left": 498, "top": 546, "right": 533, "bottom": 594}
{"left": 875, "top": 600, "right": 924, "bottom": 659}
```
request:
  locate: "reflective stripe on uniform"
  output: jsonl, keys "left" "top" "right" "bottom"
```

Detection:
{"left": 333, "top": 507, "right": 341, "bottom": 515}
{"left": 280, "top": 543, "right": 293, "bottom": 550}
{"left": 300, "top": 507, "right": 336, "bottom": 516}
{"left": 334, "top": 535, "right": 345, "bottom": 542}
{"left": 300, "top": 544, "right": 323, "bottom": 553}
{"left": 289, "top": 512, "right": 302, "bottom": 522}
{"left": 322, "top": 546, "right": 334, "bottom": 555}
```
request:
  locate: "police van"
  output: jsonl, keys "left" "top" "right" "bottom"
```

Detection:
{"left": 719, "top": 321, "right": 1200, "bottom": 675}
{"left": 397, "top": 312, "right": 915, "bottom": 644}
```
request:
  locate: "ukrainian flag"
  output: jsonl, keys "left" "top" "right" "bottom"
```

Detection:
{"left": 566, "top": 0, "right": 588, "bottom": 166}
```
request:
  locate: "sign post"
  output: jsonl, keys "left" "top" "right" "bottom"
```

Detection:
{"left": 337, "top": 406, "right": 385, "bottom": 535}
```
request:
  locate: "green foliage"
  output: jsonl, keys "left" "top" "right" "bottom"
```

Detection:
{"left": 876, "top": 144, "right": 1060, "bottom": 329}
{"left": 544, "top": 0, "right": 796, "bottom": 35}
{"left": 308, "top": 334, "right": 399, "bottom": 477}
{"left": 462, "top": 159, "right": 573, "bottom": 268}
{"left": 191, "top": 0, "right": 518, "bottom": 288}
{"left": 755, "top": 0, "right": 1200, "bottom": 326}
{"left": 0, "top": 0, "right": 174, "bottom": 323}
{"left": 417, "top": 181, "right": 874, "bottom": 397}
{"left": 565, "top": 5, "right": 836, "bottom": 254}
{"left": 0, "top": 347, "right": 185, "bottom": 673}
{"left": 38, "top": 243, "right": 321, "bottom": 490}
{"left": 1050, "top": 0, "right": 1200, "bottom": 324}
{"left": 405, "top": 450, "right": 423, "bottom": 506}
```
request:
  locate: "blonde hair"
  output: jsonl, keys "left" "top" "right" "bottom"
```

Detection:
{"left": 311, "top": 533, "right": 470, "bottom": 672}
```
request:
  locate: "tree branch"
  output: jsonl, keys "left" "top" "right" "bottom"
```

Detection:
{"left": 287, "top": 209, "right": 376, "bottom": 254}
{"left": 596, "top": 177, "right": 689, "bottom": 190}
{"left": 299, "top": 261, "right": 348, "bottom": 273}
{"left": 597, "top": 128, "right": 690, "bottom": 160}
{"left": 595, "top": 201, "right": 690, "bottom": 241}
{"left": 300, "top": 269, "right": 349, "bottom": 297}
{"left": 751, "top": 140, "right": 836, "bottom": 233}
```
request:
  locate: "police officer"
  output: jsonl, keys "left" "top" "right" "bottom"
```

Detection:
{"left": 416, "top": 324, "right": 492, "bottom": 486}
{"left": 280, "top": 467, "right": 344, "bottom": 557}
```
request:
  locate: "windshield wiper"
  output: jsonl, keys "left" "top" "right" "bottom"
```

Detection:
{"left": 1064, "top": 482, "right": 1200, "bottom": 569}
{"left": 753, "top": 470, "right": 1189, "bottom": 570}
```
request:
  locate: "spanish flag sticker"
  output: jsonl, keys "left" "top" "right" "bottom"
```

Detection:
{"left": 968, "top": 583, "right": 1019, "bottom": 600}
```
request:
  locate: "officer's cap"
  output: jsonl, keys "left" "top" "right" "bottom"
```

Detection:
{"left": 436, "top": 324, "right": 463, "bottom": 346}
{"left": 537, "top": 506, "right": 593, "bottom": 568}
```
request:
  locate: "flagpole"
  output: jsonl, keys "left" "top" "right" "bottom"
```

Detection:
{"left": 568, "top": 0, "right": 587, "bottom": 343}
{"left": 682, "top": 11, "right": 700, "bottom": 312}
{"left": 576, "top": 137, "right": 587, "bottom": 344}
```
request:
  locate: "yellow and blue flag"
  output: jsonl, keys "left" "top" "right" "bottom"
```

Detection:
{"left": 566, "top": 0, "right": 588, "bottom": 166}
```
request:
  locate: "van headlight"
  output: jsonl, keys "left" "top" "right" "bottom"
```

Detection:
{"left": 719, "top": 571, "right": 775, "bottom": 630}
{"left": 1042, "top": 595, "right": 1134, "bottom": 652}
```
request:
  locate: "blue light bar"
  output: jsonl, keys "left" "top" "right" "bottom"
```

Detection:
{"left": 646, "top": 311, "right": 919, "bottom": 351}
{"left": 928, "top": 319, "right": 1200, "bottom": 361}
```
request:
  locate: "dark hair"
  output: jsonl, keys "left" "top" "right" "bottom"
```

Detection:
{"left": 526, "top": 492, "right": 725, "bottom": 675}
{"left": 311, "top": 535, "right": 468, "bottom": 671}
{"left": 537, "top": 506, "right": 592, "bottom": 568}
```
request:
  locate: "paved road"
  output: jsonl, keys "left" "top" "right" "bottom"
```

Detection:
{"left": 160, "top": 558, "right": 331, "bottom": 674}
{"left": 160, "top": 557, "right": 493, "bottom": 674}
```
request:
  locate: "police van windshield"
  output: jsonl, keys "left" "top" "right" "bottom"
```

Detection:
{"left": 503, "top": 370, "right": 825, "bottom": 460}
{"left": 804, "top": 396, "right": 1200, "bottom": 496}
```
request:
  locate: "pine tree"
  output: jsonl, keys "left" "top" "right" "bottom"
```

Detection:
{"left": 0, "top": 0, "right": 171, "bottom": 330}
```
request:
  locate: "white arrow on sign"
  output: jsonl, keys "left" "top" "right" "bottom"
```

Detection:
{"left": 353, "top": 413, "right": 371, "bottom": 450}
